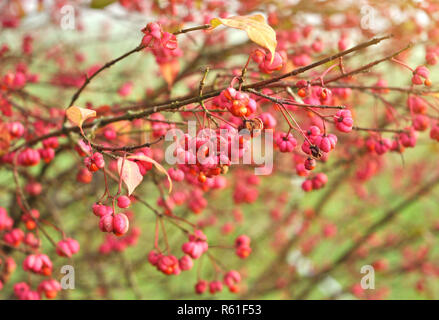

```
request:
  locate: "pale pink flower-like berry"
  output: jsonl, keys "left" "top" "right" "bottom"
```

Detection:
{"left": 103, "top": 128, "right": 117, "bottom": 140}
{"left": 14, "top": 282, "right": 30, "bottom": 297}
{"left": 195, "top": 280, "right": 208, "bottom": 294}
{"left": 75, "top": 139, "right": 92, "bottom": 157}
{"left": 56, "top": 238, "right": 80, "bottom": 257}
{"left": 302, "top": 179, "right": 313, "bottom": 192}
{"left": 317, "top": 87, "right": 332, "bottom": 103}
{"left": 148, "top": 250, "right": 162, "bottom": 266}
{"left": 157, "top": 254, "right": 180, "bottom": 275}
{"left": 39, "top": 148, "right": 55, "bottom": 163}
{"left": 77, "top": 167, "right": 93, "bottom": 184}
{"left": 182, "top": 241, "right": 206, "bottom": 259}
{"left": 99, "top": 214, "right": 114, "bottom": 233}
{"left": 7, "top": 121, "right": 25, "bottom": 138}
{"left": 14, "top": 282, "right": 41, "bottom": 300}
{"left": 99, "top": 213, "right": 129, "bottom": 236}
{"left": 182, "top": 230, "right": 208, "bottom": 259}
{"left": 334, "top": 109, "right": 354, "bottom": 133}
{"left": 168, "top": 167, "right": 185, "bottom": 182}
{"left": 117, "top": 195, "right": 131, "bottom": 209}
{"left": 305, "top": 126, "right": 321, "bottom": 141}
{"left": 84, "top": 152, "right": 105, "bottom": 172}
{"left": 275, "top": 132, "right": 297, "bottom": 153}
{"left": 259, "top": 112, "right": 277, "bottom": 129}
{"left": 132, "top": 148, "right": 154, "bottom": 175}
{"left": 302, "top": 173, "right": 328, "bottom": 192}
{"left": 113, "top": 213, "right": 130, "bottom": 236}
{"left": 141, "top": 22, "right": 178, "bottom": 51}
{"left": 37, "top": 279, "right": 62, "bottom": 299}
{"left": 426, "top": 50, "right": 438, "bottom": 65}
{"left": 178, "top": 255, "right": 193, "bottom": 271}
{"left": 25, "top": 181, "right": 42, "bottom": 196}
{"left": 224, "top": 270, "right": 242, "bottom": 291}
{"left": 23, "top": 253, "right": 53, "bottom": 276}
{"left": 141, "top": 22, "right": 162, "bottom": 47}
{"left": 412, "top": 114, "right": 429, "bottom": 132}
{"left": 235, "top": 234, "right": 251, "bottom": 248}
{"left": 235, "top": 234, "right": 251, "bottom": 259}
{"left": 18, "top": 148, "right": 40, "bottom": 166}
{"left": 374, "top": 138, "right": 392, "bottom": 155}
{"left": 12, "top": 71, "right": 27, "bottom": 88}
{"left": 430, "top": 123, "right": 439, "bottom": 142}
{"left": 24, "top": 233, "right": 40, "bottom": 248}
{"left": 213, "top": 176, "right": 227, "bottom": 189}
{"left": 161, "top": 32, "right": 178, "bottom": 50}
{"left": 304, "top": 157, "right": 316, "bottom": 171}
{"left": 372, "top": 79, "right": 389, "bottom": 94}
{"left": 253, "top": 49, "right": 284, "bottom": 74}
{"left": 412, "top": 66, "right": 430, "bottom": 85}
{"left": 219, "top": 88, "right": 257, "bottom": 118}
{"left": 312, "top": 38, "right": 324, "bottom": 52}
{"left": 292, "top": 53, "right": 311, "bottom": 66}
{"left": 296, "top": 163, "right": 310, "bottom": 177}
{"left": 92, "top": 203, "right": 113, "bottom": 217}
{"left": 390, "top": 139, "right": 404, "bottom": 153}
{"left": 209, "top": 280, "right": 223, "bottom": 294}
{"left": 338, "top": 35, "right": 349, "bottom": 51}
{"left": 171, "top": 191, "right": 187, "bottom": 205}
{"left": 314, "top": 134, "right": 337, "bottom": 153}
{"left": 42, "top": 137, "right": 59, "bottom": 149}
{"left": 312, "top": 173, "right": 328, "bottom": 190}
{"left": 301, "top": 141, "right": 313, "bottom": 156}
{"left": 3, "top": 228, "right": 24, "bottom": 247}
{"left": 408, "top": 96, "right": 427, "bottom": 114}
{"left": 0, "top": 207, "right": 13, "bottom": 231}
{"left": 399, "top": 128, "right": 417, "bottom": 148}
{"left": 117, "top": 81, "right": 133, "bottom": 97}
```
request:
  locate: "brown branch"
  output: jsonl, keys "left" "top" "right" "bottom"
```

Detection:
{"left": 66, "top": 24, "right": 211, "bottom": 110}
{"left": 91, "top": 135, "right": 164, "bottom": 152}
{"left": 13, "top": 36, "right": 405, "bottom": 152}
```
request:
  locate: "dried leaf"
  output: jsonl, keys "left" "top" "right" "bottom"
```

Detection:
{"left": 210, "top": 14, "right": 277, "bottom": 62}
{"left": 66, "top": 106, "right": 96, "bottom": 129}
{"left": 127, "top": 154, "right": 172, "bottom": 193}
{"left": 117, "top": 158, "right": 144, "bottom": 196}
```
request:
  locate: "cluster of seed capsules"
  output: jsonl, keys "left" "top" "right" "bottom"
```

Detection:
{"left": 146, "top": 229, "right": 250, "bottom": 294}
{"left": 0, "top": 203, "right": 81, "bottom": 299}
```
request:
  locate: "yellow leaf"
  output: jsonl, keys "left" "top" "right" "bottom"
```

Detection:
{"left": 159, "top": 60, "right": 180, "bottom": 87}
{"left": 210, "top": 14, "right": 277, "bottom": 63}
{"left": 127, "top": 154, "right": 173, "bottom": 193}
{"left": 66, "top": 106, "right": 96, "bottom": 129}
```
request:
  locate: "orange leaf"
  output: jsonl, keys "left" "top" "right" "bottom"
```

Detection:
{"left": 66, "top": 106, "right": 97, "bottom": 129}
{"left": 127, "top": 154, "right": 172, "bottom": 193}
{"left": 117, "top": 158, "right": 144, "bottom": 196}
{"left": 0, "top": 124, "right": 11, "bottom": 157}
{"left": 210, "top": 14, "right": 277, "bottom": 63}
{"left": 159, "top": 60, "right": 180, "bottom": 87}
